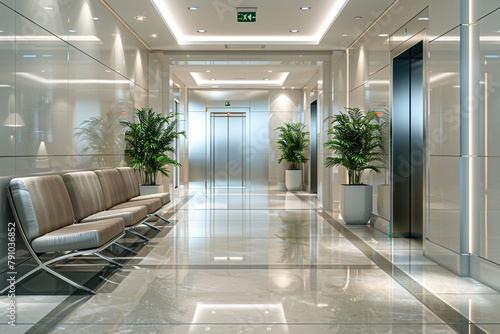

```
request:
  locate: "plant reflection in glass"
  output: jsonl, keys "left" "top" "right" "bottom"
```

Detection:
{"left": 74, "top": 111, "right": 126, "bottom": 168}
{"left": 276, "top": 212, "right": 310, "bottom": 264}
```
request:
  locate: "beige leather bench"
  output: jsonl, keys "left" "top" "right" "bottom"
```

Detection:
{"left": 117, "top": 167, "right": 171, "bottom": 224}
{"left": 63, "top": 171, "right": 151, "bottom": 246}
{"left": 3, "top": 175, "right": 125, "bottom": 294}
{"left": 94, "top": 169, "right": 166, "bottom": 231}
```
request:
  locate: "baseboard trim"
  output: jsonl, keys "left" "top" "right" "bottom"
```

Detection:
{"left": 424, "top": 239, "right": 470, "bottom": 276}
{"left": 470, "top": 255, "right": 500, "bottom": 292}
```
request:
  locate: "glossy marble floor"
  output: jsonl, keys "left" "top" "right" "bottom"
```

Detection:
{"left": 2, "top": 185, "right": 500, "bottom": 333}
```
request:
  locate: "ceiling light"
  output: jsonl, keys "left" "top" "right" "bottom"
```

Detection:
{"left": 300, "top": 6, "right": 311, "bottom": 10}
{"left": 417, "top": 17, "right": 430, "bottom": 21}
{"left": 23, "top": 55, "right": 36, "bottom": 58}
{"left": 485, "top": 55, "right": 499, "bottom": 58}
{"left": 206, "top": 70, "right": 211, "bottom": 72}
{"left": 225, "top": 44, "right": 266, "bottom": 49}
{"left": 44, "top": 6, "right": 53, "bottom": 10}
{"left": 188, "top": 6, "right": 198, "bottom": 10}
{"left": 290, "top": 30, "right": 299, "bottom": 33}
{"left": 198, "top": 29, "right": 207, "bottom": 33}
{"left": 354, "top": 16, "right": 362, "bottom": 19}
{"left": 342, "top": 33, "right": 348, "bottom": 37}
{"left": 92, "top": 17, "right": 99, "bottom": 20}
{"left": 134, "top": 15, "right": 146, "bottom": 21}
{"left": 0, "top": 30, "right": 4, "bottom": 33}
{"left": 68, "top": 30, "right": 76, "bottom": 33}
{"left": 191, "top": 72, "right": 289, "bottom": 86}
{"left": 264, "top": 78, "right": 269, "bottom": 81}
{"left": 378, "top": 33, "right": 389, "bottom": 37}
{"left": 149, "top": 33, "right": 159, "bottom": 38}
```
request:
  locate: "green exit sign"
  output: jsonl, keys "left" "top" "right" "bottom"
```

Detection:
{"left": 225, "top": 101, "right": 231, "bottom": 106}
{"left": 237, "top": 12, "right": 256, "bottom": 22}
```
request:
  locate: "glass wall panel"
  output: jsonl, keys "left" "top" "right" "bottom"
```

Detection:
{"left": 474, "top": 8, "right": 500, "bottom": 264}
{"left": 428, "top": 26, "right": 461, "bottom": 251}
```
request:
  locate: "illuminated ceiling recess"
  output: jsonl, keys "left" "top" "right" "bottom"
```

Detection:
{"left": 190, "top": 72, "right": 289, "bottom": 86}
{"left": 150, "top": 0, "right": 349, "bottom": 45}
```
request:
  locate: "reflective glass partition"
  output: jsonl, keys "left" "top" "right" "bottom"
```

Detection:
{"left": 0, "top": 0, "right": 149, "bottom": 283}
{"left": 428, "top": 26, "right": 461, "bottom": 252}
{"left": 474, "top": 8, "right": 500, "bottom": 265}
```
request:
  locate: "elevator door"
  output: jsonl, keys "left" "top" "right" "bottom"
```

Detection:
{"left": 392, "top": 41, "right": 424, "bottom": 237}
{"left": 210, "top": 112, "right": 246, "bottom": 188}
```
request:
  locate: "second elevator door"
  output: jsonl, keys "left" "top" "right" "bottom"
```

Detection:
{"left": 210, "top": 112, "right": 246, "bottom": 188}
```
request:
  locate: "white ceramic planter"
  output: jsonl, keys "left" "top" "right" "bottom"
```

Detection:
{"left": 377, "top": 184, "right": 391, "bottom": 221}
{"left": 339, "top": 184, "right": 372, "bottom": 225}
{"left": 139, "top": 184, "right": 164, "bottom": 196}
{"left": 285, "top": 170, "right": 302, "bottom": 191}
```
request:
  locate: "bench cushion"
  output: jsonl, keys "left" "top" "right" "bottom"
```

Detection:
{"left": 31, "top": 217, "right": 124, "bottom": 253}
{"left": 117, "top": 167, "right": 141, "bottom": 199}
{"left": 63, "top": 171, "right": 107, "bottom": 222}
{"left": 94, "top": 169, "right": 129, "bottom": 209}
{"left": 110, "top": 198, "right": 162, "bottom": 213}
{"left": 10, "top": 175, "right": 75, "bottom": 242}
{"left": 80, "top": 206, "right": 147, "bottom": 227}
{"left": 128, "top": 193, "right": 170, "bottom": 206}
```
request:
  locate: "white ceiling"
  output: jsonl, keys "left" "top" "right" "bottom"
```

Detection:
{"left": 104, "top": 0, "right": 397, "bottom": 89}
{"left": 105, "top": 0, "right": 397, "bottom": 51}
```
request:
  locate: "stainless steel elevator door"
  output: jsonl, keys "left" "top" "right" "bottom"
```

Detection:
{"left": 210, "top": 112, "right": 246, "bottom": 188}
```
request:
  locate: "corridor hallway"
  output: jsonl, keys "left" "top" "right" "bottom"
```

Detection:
{"left": 4, "top": 186, "right": 500, "bottom": 333}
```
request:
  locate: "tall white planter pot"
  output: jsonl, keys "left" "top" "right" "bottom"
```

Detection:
{"left": 140, "top": 184, "right": 164, "bottom": 196}
{"left": 285, "top": 170, "right": 302, "bottom": 191}
{"left": 339, "top": 184, "right": 372, "bottom": 225}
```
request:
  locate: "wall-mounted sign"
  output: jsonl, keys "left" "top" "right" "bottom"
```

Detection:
{"left": 237, "top": 12, "right": 256, "bottom": 22}
{"left": 225, "top": 101, "right": 231, "bottom": 106}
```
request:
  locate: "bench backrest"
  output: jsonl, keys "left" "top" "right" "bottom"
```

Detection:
{"left": 10, "top": 175, "right": 75, "bottom": 242}
{"left": 94, "top": 169, "right": 128, "bottom": 209}
{"left": 117, "top": 167, "right": 141, "bottom": 200}
{"left": 63, "top": 171, "right": 107, "bottom": 222}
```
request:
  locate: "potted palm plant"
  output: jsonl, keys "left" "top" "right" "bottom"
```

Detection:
{"left": 121, "top": 107, "right": 186, "bottom": 195}
{"left": 275, "top": 123, "right": 310, "bottom": 191}
{"left": 325, "top": 108, "right": 384, "bottom": 224}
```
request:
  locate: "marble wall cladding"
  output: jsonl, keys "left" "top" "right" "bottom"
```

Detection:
{"left": 0, "top": 0, "right": 149, "bottom": 287}
{"left": 187, "top": 90, "right": 269, "bottom": 186}
{"left": 268, "top": 90, "right": 302, "bottom": 187}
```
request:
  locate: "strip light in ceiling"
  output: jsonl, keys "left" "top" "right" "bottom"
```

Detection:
{"left": 190, "top": 72, "right": 289, "bottom": 86}
{"left": 0, "top": 35, "right": 101, "bottom": 42}
{"left": 151, "top": 0, "right": 348, "bottom": 45}
{"left": 17, "top": 72, "right": 133, "bottom": 85}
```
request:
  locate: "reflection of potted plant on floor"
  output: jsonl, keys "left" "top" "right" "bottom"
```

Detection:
{"left": 275, "top": 123, "right": 310, "bottom": 191}
{"left": 325, "top": 108, "right": 384, "bottom": 224}
{"left": 122, "top": 107, "right": 186, "bottom": 195}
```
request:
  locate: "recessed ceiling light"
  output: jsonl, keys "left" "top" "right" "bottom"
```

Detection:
{"left": 485, "top": 55, "right": 500, "bottom": 58}
{"left": 188, "top": 6, "right": 198, "bottom": 10}
{"left": 378, "top": 33, "right": 389, "bottom": 37}
{"left": 354, "top": 16, "right": 362, "bottom": 19}
{"left": 134, "top": 15, "right": 146, "bottom": 21}
{"left": 0, "top": 30, "right": 4, "bottom": 33}
{"left": 92, "top": 17, "right": 99, "bottom": 21}
{"left": 300, "top": 6, "right": 311, "bottom": 10}
{"left": 44, "top": 6, "right": 53, "bottom": 10}
{"left": 149, "top": 33, "right": 159, "bottom": 38}
{"left": 206, "top": 70, "right": 211, "bottom": 73}
{"left": 68, "top": 29, "right": 76, "bottom": 33}
{"left": 417, "top": 17, "right": 430, "bottom": 21}
{"left": 41, "top": 69, "right": 45, "bottom": 73}
{"left": 42, "top": 55, "right": 52, "bottom": 57}
{"left": 342, "top": 33, "right": 348, "bottom": 37}
{"left": 290, "top": 30, "right": 299, "bottom": 33}
{"left": 198, "top": 29, "right": 207, "bottom": 33}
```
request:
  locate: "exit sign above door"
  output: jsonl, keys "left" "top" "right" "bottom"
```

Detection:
{"left": 237, "top": 12, "right": 256, "bottom": 22}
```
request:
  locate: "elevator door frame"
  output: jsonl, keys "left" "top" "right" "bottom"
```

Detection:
{"left": 208, "top": 110, "right": 247, "bottom": 189}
